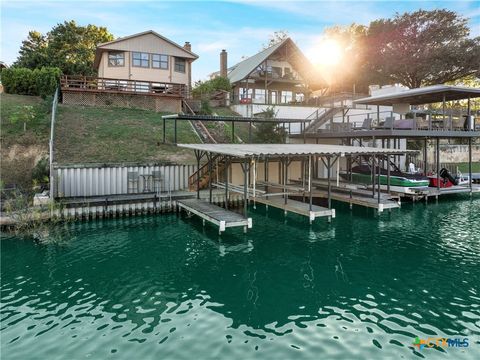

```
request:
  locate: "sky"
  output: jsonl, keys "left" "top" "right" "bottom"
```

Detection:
{"left": 1, "top": 0, "right": 480, "bottom": 82}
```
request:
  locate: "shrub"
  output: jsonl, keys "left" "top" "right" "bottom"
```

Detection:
{"left": 1, "top": 67, "right": 61, "bottom": 97}
{"left": 192, "top": 76, "right": 232, "bottom": 99}
{"left": 35, "top": 67, "right": 61, "bottom": 98}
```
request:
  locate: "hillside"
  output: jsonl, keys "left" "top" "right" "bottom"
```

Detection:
{"left": 0, "top": 94, "right": 199, "bottom": 189}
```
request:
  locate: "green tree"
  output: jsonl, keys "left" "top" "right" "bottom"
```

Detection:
{"left": 253, "top": 107, "right": 286, "bottom": 143}
{"left": 192, "top": 76, "right": 232, "bottom": 99}
{"left": 14, "top": 31, "right": 48, "bottom": 69}
{"left": 14, "top": 20, "right": 114, "bottom": 75}
{"left": 365, "top": 9, "right": 480, "bottom": 88}
{"left": 10, "top": 105, "right": 36, "bottom": 132}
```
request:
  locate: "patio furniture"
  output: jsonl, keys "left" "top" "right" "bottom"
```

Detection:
{"left": 127, "top": 172, "right": 139, "bottom": 193}
{"left": 140, "top": 174, "right": 153, "bottom": 192}
{"left": 152, "top": 170, "right": 163, "bottom": 192}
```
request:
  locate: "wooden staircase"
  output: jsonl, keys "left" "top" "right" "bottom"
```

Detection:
{"left": 304, "top": 107, "right": 341, "bottom": 133}
{"left": 188, "top": 154, "right": 224, "bottom": 191}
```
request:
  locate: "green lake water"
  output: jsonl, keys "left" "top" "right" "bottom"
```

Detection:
{"left": 1, "top": 197, "right": 480, "bottom": 359}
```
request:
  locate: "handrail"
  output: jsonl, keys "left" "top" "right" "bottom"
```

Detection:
{"left": 188, "top": 154, "right": 222, "bottom": 190}
{"left": 61, "top": 75, "right": 187, "bottom": 97}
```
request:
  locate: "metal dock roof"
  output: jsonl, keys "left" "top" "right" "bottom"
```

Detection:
{"left": 177, "top": 144, "right": 417, "bottom": 157}
{"left": 354, "top": 85, "right": 480, "bottom": 106}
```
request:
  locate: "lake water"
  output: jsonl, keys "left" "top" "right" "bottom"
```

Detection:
{"left": 1, "top": 197, "right": 479, "bottom": 359}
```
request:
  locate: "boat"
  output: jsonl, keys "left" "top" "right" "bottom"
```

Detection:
{"left": 340, "top": 165, "right": 430, "bottom": 187}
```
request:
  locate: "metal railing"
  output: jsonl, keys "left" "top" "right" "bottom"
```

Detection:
{"left": 61, "top": 75, "right": 188, "bottom": 97}
{"left": 49, "top": 87, "right": 59, "bottom": 200}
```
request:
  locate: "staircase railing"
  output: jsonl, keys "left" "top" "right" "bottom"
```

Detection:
{"left": 188, "top": 154, "right": 223, "bottom": 191}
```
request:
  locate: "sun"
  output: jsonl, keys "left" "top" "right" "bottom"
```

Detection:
{"left": 308, "top": 38, "right": 343, "bottom": 67}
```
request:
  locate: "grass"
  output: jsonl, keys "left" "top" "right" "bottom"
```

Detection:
{"left": 457, "top": 162, "right": 480, "bottom": 173}
{"left": 0, "top": 93, "right": 200, "bottom": 189}
{"left": 54, "top": 104, "right": 199, "bottom": 164}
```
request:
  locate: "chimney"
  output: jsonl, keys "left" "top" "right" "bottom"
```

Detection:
{"left": 183, "top": 41, "right": 191, "bottom": 52}
{"left": 220, "top": 49, "right": 228, "bottom": 78}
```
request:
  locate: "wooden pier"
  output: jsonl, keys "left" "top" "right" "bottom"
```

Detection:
{"left": 177, "top": 198, "right": 252, "bottom": 234}
{"left": 254, "top": 196, "right": 334, "bottom": 223}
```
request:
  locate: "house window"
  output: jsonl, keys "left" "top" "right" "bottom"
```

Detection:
{"left": 152, "top": 54, "right": 168, "bottom": 69}
{"left": 174, "top": 57, "right": 186, "bottom": 73}
{"left": 108, "top": 52, "right": 124, "bottom": 67}
{"left": 281, "top": 91, "right": 293, "bottom": 104}
{"left": 132, "top": 52, "right": 149, "bottom": 67}
{"left": 253, "top": 89, "right": 266, "bottom": 104}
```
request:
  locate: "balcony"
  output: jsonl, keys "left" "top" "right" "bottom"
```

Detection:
{"left": 61, "top": 76, "right": 188, "bottom": 98}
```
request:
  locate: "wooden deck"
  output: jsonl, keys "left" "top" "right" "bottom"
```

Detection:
{"left": 177, "top": 198, "right": 252, "bottom": 234}
{"left": 253, "top": 196, "right": 335, "bottom": 223}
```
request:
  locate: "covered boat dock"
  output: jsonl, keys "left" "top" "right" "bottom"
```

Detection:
{"left": 177, "top": 144, "right": 417, "bottom": 226}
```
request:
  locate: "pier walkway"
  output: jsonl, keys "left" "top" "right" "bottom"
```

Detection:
{"left": 177, "top": 198, "right": 252, "bottom": 234}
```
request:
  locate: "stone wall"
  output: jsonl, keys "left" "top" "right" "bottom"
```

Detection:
{"left": 62, "top": 91, "right": 182, "bottom": 113}
{"left": 426, "top": 144, "right": 480, "bottom": 163}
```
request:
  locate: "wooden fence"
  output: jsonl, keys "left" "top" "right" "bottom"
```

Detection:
{"left": 53, "top": 164, "right": 197, "bottom": 198}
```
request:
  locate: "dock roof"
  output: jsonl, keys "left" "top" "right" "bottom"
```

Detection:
{"left": 177, "top": 144, "right": 417, "bottom": 158}
{"left": 354, "top": 85, "right": 480, "bottom": 106}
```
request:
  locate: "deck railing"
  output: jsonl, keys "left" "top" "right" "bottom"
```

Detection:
{"left": 61, "top": 75, "right": 188, "bottom": 98}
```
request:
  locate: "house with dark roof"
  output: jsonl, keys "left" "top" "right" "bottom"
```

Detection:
{"left": 211, "top": 38, "right": 325, "bottom": 105}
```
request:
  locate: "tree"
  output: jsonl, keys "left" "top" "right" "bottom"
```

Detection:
{"left": 365, "top": 9, "right": 480, "bottom": 88}
{"left": 262, "top": 30, "right": 289, "bottom": 50}
{"left": 14, "top": 20, "right": 114, "bottom": 75}
{"left": 14, "top": 31, "right": 48, "bottom": 69}
{"left": 192, "top": 76, "right": 232, "bottom": 99}
{"left": 253, "top": 107, "right": 286, "bottom": 143}
{"left": 10, "top": 105, "right": 36, "bottom": 132}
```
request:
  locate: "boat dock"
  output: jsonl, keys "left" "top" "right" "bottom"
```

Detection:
{"left": 254, "top": 196, "right": 334, "bottom": 223}
{"left": 177, "top": 198, "right": 252, "bottom": 234}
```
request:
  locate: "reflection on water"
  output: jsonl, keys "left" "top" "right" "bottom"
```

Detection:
{"left": 1, "top": 196, "right": 480, "bottom": 359}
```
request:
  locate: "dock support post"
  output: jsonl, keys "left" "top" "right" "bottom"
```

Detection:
{"left": 469, "top": 137, "right": 473, "bottom": 193}
{"left": 242, "top": 157, "right": 249, "bottom": 219}
{"left": 436, "top": 138, "right": 440, "bottom": 191}
{"left": 377, "top": 156, "right": 381, "bottom": 204}
{"left": 423, "top": 138, "right": 428, "bottom": 174}
{"left": 371, "top": 155, "right": 376, "bottom": 198}
{"left": 248, "top": 121, "right": 252, "bottom": 143}
{"left": 208, "top": 153, "right": 213, "bottom": 203}
{"left": 308, "top": 155, "right": 313, "bottom": 210}
{"left": 231, "top": 121, "right": 235, "bottom": 143}
{"left": 195, "top": 150, "right": 201, "bottom": 199}
{"left": 387, "top": 154, "right": 391, "bottom": 194}
{"left": 225, "top": 156, "right": 229, "bottom": 210}
{"left": 284, "top": 157, "right": 289, "bottom": 206}
{"left": 327, "top": 156, "right": 332, "bottom": 211}
{"left": 265, "top": 157, "right": 269, "bottom": 200}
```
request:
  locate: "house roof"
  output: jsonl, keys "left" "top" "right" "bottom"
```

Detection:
{"left": 354, "top": 85, "right": 480, "bottom": 106}
{"left": 94, "top": 30, "right": 198, "bottom": 68}
{"left": 226, "top": 38, "right": 325, "bottom": 90}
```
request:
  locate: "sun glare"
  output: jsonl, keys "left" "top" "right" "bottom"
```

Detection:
{"left": 309, "top": 39, "right": 343, "bottom": 67}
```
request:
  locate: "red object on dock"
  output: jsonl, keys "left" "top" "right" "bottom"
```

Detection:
{"left": 428, "top": 176, "right": 453, "bottom": 188}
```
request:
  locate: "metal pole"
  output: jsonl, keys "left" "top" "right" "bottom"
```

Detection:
{"left": 231, "top": 121, "right": 235, "bottom": 143}
{"left": 387, "top": 154, "right": 391, "bottom": 194}
{"left": 327, "top": 157, "right": 331, "bottom": 209}
{"left": 442, "top": 93, "right": 446, "bottom": 130}
{"left": 225, "top": 157, "right": 229, "bottom": 209}
{"left": 249, "top": 121, "right": 252, "bottom": 143}
{"left": 265, "top": 157, "right": 269, "bottom": 199}
{"left": 208, "top": 153, "right": 212, "bottom": 203}
{"left": 424, "top": 138, "right": 428, "bottom": 174}
{"left": 284, "top": 157, "right": 289, "bottom": 205}
{"left": 436, "top": 138, "right": 440, "bottom": 191}
{"left": 469, "top": 138, "right": 473, "bottom": 191}
{"left": 244, "top": 158, "right": 248, "bottom": 217}
{"left": 196, "top": 151, "right": 201, "bottom": 199}
{"left": 372, "top": 155, "right": 376, "bottom": 198}
{"left": 377, "top": 157, "right": 381, "bottom": 204}
{"left": 308, "top": 156, "right": 312, "bottom": 211}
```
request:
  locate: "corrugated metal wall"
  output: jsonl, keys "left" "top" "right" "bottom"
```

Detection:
{"left": 54, "top": 164, "right": 197, "bottom": 198}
